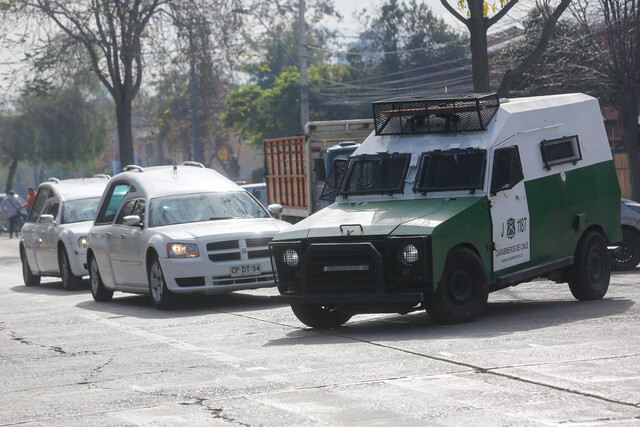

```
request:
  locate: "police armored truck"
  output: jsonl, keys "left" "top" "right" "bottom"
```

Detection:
{"left": 270, "top": 93, "right": 622, "bottom": 328}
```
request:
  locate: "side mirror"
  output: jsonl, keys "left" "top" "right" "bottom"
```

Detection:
{"left": 39, "top": 214, "right": 55, "bottom": 224}
{"left": 314, "top": 158, "right": 327, "bottom": 181}
{"left": 123, "top": 215, "right": 142, "bottom": 227}
{"left": 267, "top": 204, "right": 283, "bottom": 218}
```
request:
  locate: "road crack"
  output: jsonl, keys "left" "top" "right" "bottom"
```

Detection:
{"left": 219, "top": 310, "right": 640, "bottom": 410}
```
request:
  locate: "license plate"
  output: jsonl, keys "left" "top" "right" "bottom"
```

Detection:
{"left": 230, "top": 264, "right": 261, "bottom": 278}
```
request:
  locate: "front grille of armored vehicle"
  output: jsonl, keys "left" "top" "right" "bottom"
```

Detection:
{"left": 303, "top": 241, "right": 387, "bottom": 294}
{"left": 372, "top": 93, "right": 499, "bottom": 135}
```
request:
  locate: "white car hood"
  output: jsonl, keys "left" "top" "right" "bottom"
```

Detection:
{"left": 153, "top": 218, "right": 290, "bottom": 241}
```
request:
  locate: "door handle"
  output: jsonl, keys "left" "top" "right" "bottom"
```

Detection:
{"left": 106, "top": 232, "right": 111, "bottom": 237}
{"left": 119, "top": 234, "right": 127, "bottom": 238}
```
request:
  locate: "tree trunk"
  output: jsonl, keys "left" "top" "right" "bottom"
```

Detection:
{"left": 467, "top": 0, "right": 491, "bottom": 92}
{"left": 4, "top": 159, "right": 18, "bottom": 193}
{"left": 620, "top": 88, "right": 640, "bottom": 201}
{"left": 115, "top": 102, "right": 135, "bottom": 169}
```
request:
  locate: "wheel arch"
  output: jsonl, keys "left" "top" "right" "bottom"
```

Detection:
{"left": 434, "top": 242, "right": 488, "bottom": 288}
{"left": 145, "top": 246, "right": 159, "bottom": 275}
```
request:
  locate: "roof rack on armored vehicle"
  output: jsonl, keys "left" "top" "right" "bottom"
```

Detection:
{"left": 372, "top": 93, "right": 499, "bottom": 135}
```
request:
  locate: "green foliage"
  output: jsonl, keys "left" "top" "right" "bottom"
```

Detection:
{"left": 356, "top": 0, "right": 468, "bottom": 76}
{"left": 222, "top": 64, "right": 358, "bottom": 148}
{"left": 0, "top": 87, "right": 108, "bottom": 170}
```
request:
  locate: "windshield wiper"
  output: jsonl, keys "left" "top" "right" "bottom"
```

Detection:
{"left": 209, "top": 216, "right": 234, "bottom": 221}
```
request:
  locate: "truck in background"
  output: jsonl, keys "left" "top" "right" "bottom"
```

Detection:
{"left": 263, "top": 119, "right": 373, "bottom": 223}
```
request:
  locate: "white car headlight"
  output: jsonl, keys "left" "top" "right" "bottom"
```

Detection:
{"left": 167, "top": 243, "right": 199, "bottom": 258}
{"left": 78, "top": 236, "right": 88, "bottom": 248}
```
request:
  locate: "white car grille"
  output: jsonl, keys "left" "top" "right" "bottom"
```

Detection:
{"left": 206, "top": 237, "right": 273, "bottom": 263}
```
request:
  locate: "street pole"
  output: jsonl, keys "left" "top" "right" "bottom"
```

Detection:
{"left": 189, "top": 28, "right": 202, "bottom": 163}
{"left": 299, "top": 0, "right": 309, "bottom": 132}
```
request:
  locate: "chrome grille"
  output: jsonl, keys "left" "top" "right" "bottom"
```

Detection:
{"left": 207, "top": 236, "right": 273, "bottom": 264}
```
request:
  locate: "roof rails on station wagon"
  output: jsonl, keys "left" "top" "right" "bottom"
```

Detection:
{"left": 122, "top": 165, "right": 145, "bottom": 173}
{"left": 179, "top": 161, "right": 205, "bottom": 168}
{"left": 92, "top": 174, "right": 111, "bottom": 179}
{"left": 47, "top": 177, "right": 60, "bottom": 183}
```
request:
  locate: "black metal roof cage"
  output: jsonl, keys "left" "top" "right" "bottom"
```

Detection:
{"left": 372, "top": 93, "right": 499, "bottom": 135}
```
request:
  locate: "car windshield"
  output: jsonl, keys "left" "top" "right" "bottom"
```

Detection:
{"left": 61, "top": 197, "right": 101, "bottom": 224}
{"left": 414, "top": 150, "right": 486, "bottom": 193}
{"left": 339, "top": 153, "right": 410, "bottom": 196}
{"left": 150, "top": 191, "right": 268, "bottom": 227}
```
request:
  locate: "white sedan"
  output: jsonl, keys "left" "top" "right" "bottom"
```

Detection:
{"left": 20, "top": 176, "right": 109, "bottom": 289}
{"left": 87, "top": 163, "right": 289, "bottom": 309}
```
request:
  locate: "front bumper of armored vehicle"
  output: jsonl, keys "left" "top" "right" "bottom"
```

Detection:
{"left": 270, "top": 236, "right": 433, "bottom": 313}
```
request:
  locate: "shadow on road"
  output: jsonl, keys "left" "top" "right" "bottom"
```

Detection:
{"left": 266, "top": 297, "right": 635, "bottom": 346}
{"left": 10, "top": 280, "right": 90, "bottom": 296}
{"left": 73, "top": 290, "right": 288, "bottom": 319}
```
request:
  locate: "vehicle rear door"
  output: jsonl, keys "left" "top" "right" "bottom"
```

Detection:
{"left": 110, "top": 199, "right": 147, "bottom": 287}
{"left": 34, "top": 200, "right": 61, "bottom": 273}
{"left": 21, "top": 188, "right": 50, "bottom": 273}
{"left": 90, "top": 182, "right": 131, "bottom": 288}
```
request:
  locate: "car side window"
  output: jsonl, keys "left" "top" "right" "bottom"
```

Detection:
{"left": 40, "top": 202, "right": 60, "bottom": 221}
{"left": 27, "top": 188, "right": 50, "bottom": 222}
{"left": 132, "top": 199, "right": 146, "bottom": 223}
{"left": 115, "top": 199, "right": 146, "bottom": 226}
{"left": 95, "top": 183, "right": 130, "bottom": 224}
{"left": 115, "top": 200, "right": 136, "bottom": 225}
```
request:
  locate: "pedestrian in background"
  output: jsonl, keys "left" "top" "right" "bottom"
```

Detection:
{"left": 0, "top": 190, "right": 27, "bottom": 238}
{"left": 23, "top": 187, "right": 37, "bottom": 213}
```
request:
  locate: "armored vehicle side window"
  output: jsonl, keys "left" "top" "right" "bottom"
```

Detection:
{"left": 414, "top": 150, "right": 486, "bottom": 193}
{"left": 27, "top": 188, "right": 50, "bottom": 222}
{"left": 95, "top": 183, "right": 130, "bottom": 224}
{"left": 491, "top": 146, "right": 524, "bottom": 195}
{"left": 339, "top": 153, "right": 410, "bottom": 196}
{"left": 320, "top": 158, "right": 349, "bottom": 201}
{"left": 540, "top": 135, "right": 581, "bottom": 169}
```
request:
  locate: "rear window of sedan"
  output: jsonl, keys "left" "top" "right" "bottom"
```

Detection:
{"left": 149, "top": 191, "right": 268, "bottom": 227}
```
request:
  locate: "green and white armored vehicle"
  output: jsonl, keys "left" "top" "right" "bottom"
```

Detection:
{"left": 270, "top": 93, "right": 622, "bottom": 328}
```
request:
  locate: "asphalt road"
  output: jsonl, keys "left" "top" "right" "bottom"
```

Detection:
{"left": 1, "top": 233, "right": 640, "bottom": 426}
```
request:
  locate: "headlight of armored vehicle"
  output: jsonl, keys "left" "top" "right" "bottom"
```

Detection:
{"left": 167, "top": 243, "right": 199, "bottom": 258}
{"left": 402, "top": 244, "right": 419, "bottom": 264}
{"left": 78, "top": 236, "right": 88, "bottom": 248}
{"left": 283, "top": 249, "right": 300, "bottom": 267}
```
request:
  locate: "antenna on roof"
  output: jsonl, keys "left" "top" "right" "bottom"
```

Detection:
{"left": 172, "top": 152, "right": 178, "bottom": 173}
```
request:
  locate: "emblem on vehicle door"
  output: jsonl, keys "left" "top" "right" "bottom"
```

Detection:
{"left": 506, "top": 218, "right": 516, "bottom": 239}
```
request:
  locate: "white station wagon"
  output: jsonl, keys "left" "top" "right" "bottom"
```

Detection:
{"left": 20, "top": 176, "right": 110, "bottom": 289}
{"left": 87, "top": 163, "right": 290, "bottom": 309}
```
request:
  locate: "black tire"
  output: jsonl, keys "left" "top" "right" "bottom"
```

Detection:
{"left": 291, "top": 304, "right": 351, "bottom": 329}
{"left": 89, "top": 255, "right": 113, "bottom": 302}
{"left": 58, "top": 246, "right": 84, "bottom": 290}
{"left": 148, "top": 256, "right": 175, "bottom": 310}
{"left": 20, "top": 247, "right": 40, "bottom": 287}
{"left": 568, "top": 231, "right": 610, "bottom": 301}
{"left": 611, "top": 228, "right": 640, "bottom": 271}
{"left": 424, "top": 247, "right": 489, "bottom": 325}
